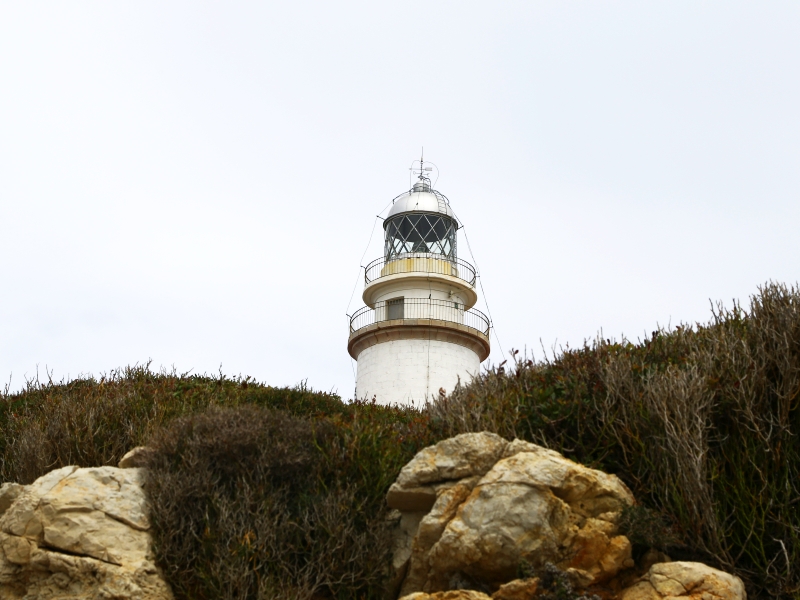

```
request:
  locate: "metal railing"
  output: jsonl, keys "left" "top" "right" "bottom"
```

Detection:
{"left": 349, "top": 298, "right": 490, "bottom": 337}
{"left": 364, "top": 253, "right": 477, "bottom": 286}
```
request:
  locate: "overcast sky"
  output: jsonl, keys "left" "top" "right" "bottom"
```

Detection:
{"left": 1, "top": 2, "right": 798, "bottom": 397}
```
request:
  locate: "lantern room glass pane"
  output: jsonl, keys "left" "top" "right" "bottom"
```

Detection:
{"left": 384, "top": 213, "right": 456, "bottom": 259}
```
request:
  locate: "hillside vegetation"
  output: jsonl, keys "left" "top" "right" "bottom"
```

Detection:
{"left": 1, "top": 282, "right": 799, "bottom": 599}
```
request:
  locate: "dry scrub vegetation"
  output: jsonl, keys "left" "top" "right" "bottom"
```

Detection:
{"left": 1, "top": 282, "right": 799, "bottom": 599}
{"left": 431, "top": 282, "right": 800, "bottom": 598}
{"left": 0, "top": 369, "right": 433, "bottom": 599}
{"left": 144, "top": 406, "right": 394, "bottom": 599}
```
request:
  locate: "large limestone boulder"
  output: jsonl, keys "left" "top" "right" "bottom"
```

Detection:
{"left": 0, "top": 465, "right": 172, "bottom": 599}
{"left": 0, "top": 483, "right": 25, "bottom": 516}
{"left": 390, "top": 433, "right": 636, "bottom": 596}
{"left": 399, "top": 577, "right": 538, "bottom": 600}
{"left": 399, "top": 563, "right": 746, "bottom": 600}
{"left": 620, "top": 561, "right": 746, "bottom": 600}
{"left": 401, "top": 592, "right": 492, "bottom": 600}
{"left": 490, "top": 577, "right": 539, "bottom": 600}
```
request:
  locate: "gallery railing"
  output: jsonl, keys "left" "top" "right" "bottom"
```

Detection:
{"left": 349, "top": 298, "right": 490, "bottom": 337}
{"left": 364, "top": 254, "right": 477, "bottom": 286}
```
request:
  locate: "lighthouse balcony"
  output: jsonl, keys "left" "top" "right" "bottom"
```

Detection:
{"left": 364, "top": 253, "right": 477, "bottom": 287}
{"left": 347, "top": 298, "right": 491, "bottom": 361}
{"left": 350, "top": 295, "right": 488, "bottom": 337}
{"left": 350, "top": 297, "right": 489, "bottom": 333}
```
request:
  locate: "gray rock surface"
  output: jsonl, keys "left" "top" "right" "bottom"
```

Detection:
{"left": 0, "top": 465, "right": 172, "bottom": 599}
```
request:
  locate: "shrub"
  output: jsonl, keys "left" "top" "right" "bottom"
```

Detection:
{"left": 144, "top": 403, "right": 434, "bottom": 599}
{"left": 616, "top": 505, "right": 680, "bottom": 556}
{"left": 144, "top": 406, "right": 379, "bottom": 599}
{"left": 3, "top": 282, "right": 800, "bottom": 599}
{"left": 0, "top": 367, "right": 437, "bottom": 599}
{"left": 0, "top": 366, "right": 344, "bottom": 484}
{"left": 429, "top": 282, "right": 800, "bottom": 598}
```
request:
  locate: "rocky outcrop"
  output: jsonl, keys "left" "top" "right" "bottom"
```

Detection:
{"left": 0, "top": 465, "right": 172, "bottom": 600}
{"left": 399, "top": 578, "right": 538, "bottom": 600}
{"left": 490, "top": 577, "right": 539, "bottom": 600}
{"left": 399, "top": 563, "right": 748, "bottom": 600}
{"left": 620, "top": 561, "right": 746, "bottom": 600}
{"left": 391, "top": 433, "right": 748, "bottom": 600}
{"left": 401, "top": 592, "right": 493, "bottom": 600}
{"left": 0, "top": 483, "right": 25, "bottom": 516}
{"left": 118, "top": 446, "right": 152, "bottom": 469}
{"left": 390, "top": 432, "right": 635, "bottom": 596}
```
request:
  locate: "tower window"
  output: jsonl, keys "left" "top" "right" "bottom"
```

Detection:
{"left": 387, "top": 298, "right": 404, "bottom": 320}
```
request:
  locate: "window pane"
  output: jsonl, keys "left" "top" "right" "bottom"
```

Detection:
{"left": 417, "top": 216, "right": 434, "bottom": 240}
{"left": 432, "top": 218, "right": 447, "bottom": 239}
{"left": 385, "top": 214, "right": 457, "bottom": 259}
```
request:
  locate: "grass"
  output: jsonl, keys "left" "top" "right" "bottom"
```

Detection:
{"left": 2, "top": 282, "right": 799, "bottom": 598}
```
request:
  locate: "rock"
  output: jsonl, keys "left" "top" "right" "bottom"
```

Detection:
{"left": 402, "top": 478, "right": 480, "bottom": 593}
{"left": 118, "top": 446, "right": 152, "bottom": 469}
{"left": 117, "top": 446, "right": 151, "bottom": 469}
{"left": 620, "top": 561, "right": 746, "bottom": 600}
{"left": 388, "top": 485, "right": 441, "bottom": 512}
{"left": 390, "top": 509, "right": 428, "bottom": 596}
{"left": 396, "top": 433, "right": 508, "bottom": 488}
{"left": 388, "top": 433, "right": 508, "bottom": 512}
{"left": 0, "top": 466, "right": 173, "bottom": 599}
{"left": 391, "top": 433, "right": 635, "bottom": 596}
{"left": 0, "top": 483, "right": 25, "bottom": 517}
{"left": 400, "top": 591, "right": 492, "bottom": 600}
{"left": 491, "top": 577, "right": 539, "bottom": 600}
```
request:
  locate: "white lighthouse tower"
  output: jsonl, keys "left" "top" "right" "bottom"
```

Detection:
{"left": 347, "top": 161, "right": 490, "bottom": 405}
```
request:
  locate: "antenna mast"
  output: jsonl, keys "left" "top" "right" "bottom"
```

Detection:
{"left": 409, "top": 149, "right": 435, "bottom": 188}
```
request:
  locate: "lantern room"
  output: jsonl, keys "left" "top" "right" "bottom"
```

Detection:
{"left": 383, "top": 176, "right": 458, "bottom": 260}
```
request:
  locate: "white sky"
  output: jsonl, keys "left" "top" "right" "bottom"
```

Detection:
{"left": 1, "top": 2, "right": 798, "bottom": 397}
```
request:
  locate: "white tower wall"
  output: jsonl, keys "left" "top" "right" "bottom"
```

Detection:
{"left": 355, "top": 338, "right": 480, "bottom": 405}
{"left": 370, "top": 281, "right": 468, "bottom": 305}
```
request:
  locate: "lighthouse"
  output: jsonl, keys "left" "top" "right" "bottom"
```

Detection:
{"left": 347, "top": 161, "right": 491, "bottom": 405}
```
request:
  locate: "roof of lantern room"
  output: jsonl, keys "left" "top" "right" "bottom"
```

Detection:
{"left": 385, "top": 183, "right": 457, "bottom": 222}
